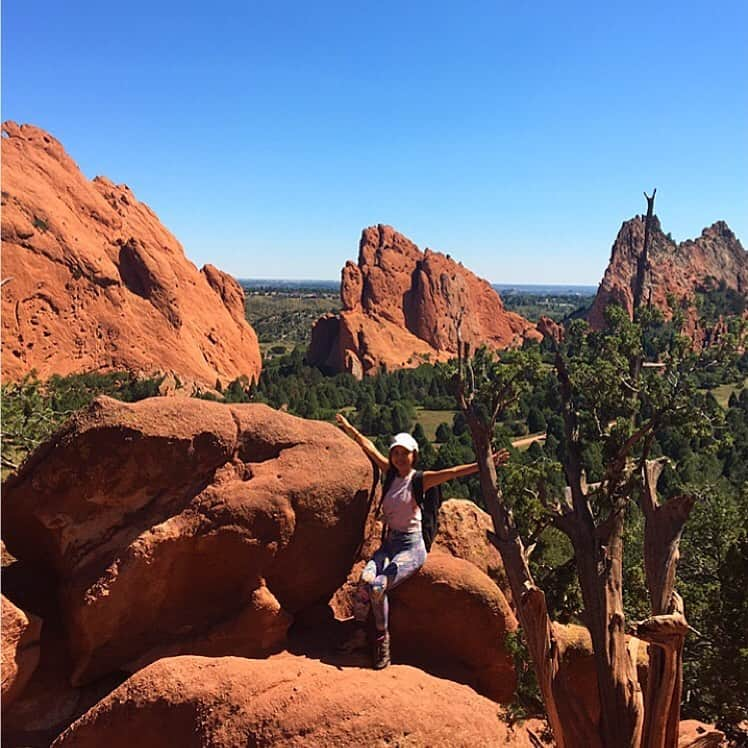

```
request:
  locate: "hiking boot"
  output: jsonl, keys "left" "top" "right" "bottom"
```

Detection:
{"left": 336, "top": 624, "right": 368, "bottom": 655}
{"left": 373, "top": 631, "right": 391, "bottom": 670}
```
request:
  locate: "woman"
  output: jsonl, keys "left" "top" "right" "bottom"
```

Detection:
{"left": 335, "top": 413, "right": 509, "bottom": 669}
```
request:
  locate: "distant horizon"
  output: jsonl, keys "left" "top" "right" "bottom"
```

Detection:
{"left": 239, "top": 278, "right": 599, "bottom": 294}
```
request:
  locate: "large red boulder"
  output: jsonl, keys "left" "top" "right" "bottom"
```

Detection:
{"left": 677, "top": 720, "right": 726, "bottom": 747}
{"left": 309, "top": 224, "right": 538, "bottom": 377}
{"left": 1, "top": 613, "right": 127, "bottom": 748}
{"left": 390, "top": 550, "right": 518, "bottom": 702}
{"left": 1, "top": 594, "right": 42, "bottom": 708}
{"left": 432, "top": 498, "right": 511, "bottom": 602}
{"left": 52, "top": 654, "right": 542, "bottom": 747}
{"left": 1, "top": 122, "right": 261, "bottom": 388}
{"left": 1, "top": 398, "right": 374, "bottom": 685}
{"left": 552, "top": 623, "right": 649, "bottom": 736}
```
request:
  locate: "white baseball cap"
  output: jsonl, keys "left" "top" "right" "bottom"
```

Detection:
{"left": 389, "top": 432, "right": 419, "bottom": 453}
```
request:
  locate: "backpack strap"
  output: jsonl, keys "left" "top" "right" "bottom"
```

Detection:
{"left": 413, "top": 470, "right": 441, "bottom": 552}
{"left": 412, "top": 470, "right": 425, "bottom": 507}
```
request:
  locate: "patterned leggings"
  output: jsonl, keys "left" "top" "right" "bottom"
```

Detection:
{"left": 353, "top": 530, "right": 427, "bottom": 632}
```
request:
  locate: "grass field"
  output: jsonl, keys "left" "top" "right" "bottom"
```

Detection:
{"left": 709, "top": 378, "right": 747, "bottom": 409}
{"left": 348, "top": 405, "right": 547, "bottom": 449}
{"left": 501, "top": 293, "right": 594, "bottom": 322}
{"left": 245, "top": 291, "right": 340, "bottom": 345}
{"left": 259, "top": 341, "right": 296, "bottom": 357}
{"left": 340, "top": 407, "right": 456, "bottom": 442}
{"left": 414, "top": 407, "right": 456, "bottom": 442}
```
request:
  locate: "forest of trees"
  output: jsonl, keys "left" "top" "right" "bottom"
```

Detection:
{"left": 1, "top": 292, "right": 746, "bottom": 740}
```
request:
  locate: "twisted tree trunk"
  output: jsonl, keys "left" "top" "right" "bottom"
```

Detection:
{"left": 552, "top": 341, "right": 645, "bottom": 747}
{"left": 636, "top": 460, "right": 695, "bottom": 748}
{"left": 632, "top": 189, "right": 657, "bottom": 319}
{"left": 456, "top": 184, "right": 694, "bottom": 745}
{"left": 466, "top": 416, "right": 600, "bottom": 748}
{"left": 570, "top": 505, "right": 644, "bottom": 747}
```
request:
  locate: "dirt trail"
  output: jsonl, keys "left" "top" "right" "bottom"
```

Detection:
{"left": 511, "top": 431, "right": 547, "bottom": 449}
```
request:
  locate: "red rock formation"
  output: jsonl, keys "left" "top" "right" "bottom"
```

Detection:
{"left": 0, "top": 607, "right": 126, "bottom": 747}
{"left": 588, "top": 216, "right": 746, "bottom": 332}
{"left": 1, "top": 397, "right": 374, "bottom": 685}
{"left": 537, "top": 315, "right": 564, "bottom": 345}
{"left": 390, "top": 550, "right": 518, "bottom": 703}
{"left": 1, "top": 595, "right": 42, "bottom": 707}
{"left": 1, "top": 122, "right": 261, "bottom": 388}
{"left": 677, "top": 719, "right": 726, "bottom": 747}
{"left": 552, "top": 623, "right": 650, "bottom": 740}
{"left": 432, "top": 498, "right": 511, "bottom": 602}
{"left": 52, "top": 654, "right": 543, "bottom": 747}
{"left": 310, "top": 225, "right": 538, "bottom": 377}
{"left": 200, "top": 263, "right": 248, "bottom": 328}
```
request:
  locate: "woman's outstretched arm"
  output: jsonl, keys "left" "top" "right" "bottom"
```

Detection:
{"left": 422, "top": 449, "right": 510, "bottom": 491}
{"left": 335, "top": 413, "right": 390, "bottom": 472}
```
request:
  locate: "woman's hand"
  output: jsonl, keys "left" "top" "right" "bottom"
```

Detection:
{"left": 336, "top": 412, "right": 358, "bottom": 438}
{"left": 493, "top": 448, "right": 510, "bottom": 468}
{"left": 336, "top": 412, "right": 390, "bottom": 471}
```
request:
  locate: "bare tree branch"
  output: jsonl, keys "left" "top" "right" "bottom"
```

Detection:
{"left": 1, "top": 456, "right": 19, "bottom": 470}
{"left": 633, "top": 188, "right": 657, "bottom": 319}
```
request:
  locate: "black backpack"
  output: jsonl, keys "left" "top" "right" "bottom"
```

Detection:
{"left": 380, "top": 468, "right": 443, "bottom": 552}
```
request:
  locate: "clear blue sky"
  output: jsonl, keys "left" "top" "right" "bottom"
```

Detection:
{"left": 3, "top": 1, "right": 746, "bottom": 284}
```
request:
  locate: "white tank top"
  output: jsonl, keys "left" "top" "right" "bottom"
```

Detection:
{"left": 382, "top": 470, "right": 422, "bottom": 533}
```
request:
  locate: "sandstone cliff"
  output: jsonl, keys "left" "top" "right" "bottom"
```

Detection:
{"left": 588, "top": 215, "right": 746, "bottom": 332}
{"left": 1, "top": 122, "right": 261, "bottom": 387}
{"left": 309, "top": 224, "right": 538, "bottom": 377}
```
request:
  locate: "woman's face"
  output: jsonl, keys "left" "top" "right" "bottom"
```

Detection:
{"left": 390, "top": 445, "right": 415, "bottom": 474}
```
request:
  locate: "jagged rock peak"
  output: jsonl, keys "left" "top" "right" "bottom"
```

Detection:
{"left": 310, "top": 225, "right": 538, "bottom": 378}
{"left": 588, "top": 214, "right": 746, "bottom": 330}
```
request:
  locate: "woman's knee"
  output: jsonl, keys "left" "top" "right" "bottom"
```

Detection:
{"left": 370, "top": 575, "right": 388, "bottom": 600}
{"left": 360, "top": 558, "right": 378, "bottom": 585}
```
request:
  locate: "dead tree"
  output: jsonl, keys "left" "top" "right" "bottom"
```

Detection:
{"left": 453, "top": 336, "right": 600, "bottom": 748}
{"left": 545, "top": 338, "right": 645, "bottom": 748}
{"left": 632, "top": 189, "right": 656, "bottom": 318}
{"left": 454, "top": 190, "right": 701, "bottom": 747}
{"left": 628, "top": 191, "right": 696, "bottom": 748}
{"left": 631, "top": 458, "right": 693, "bottom": 748}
